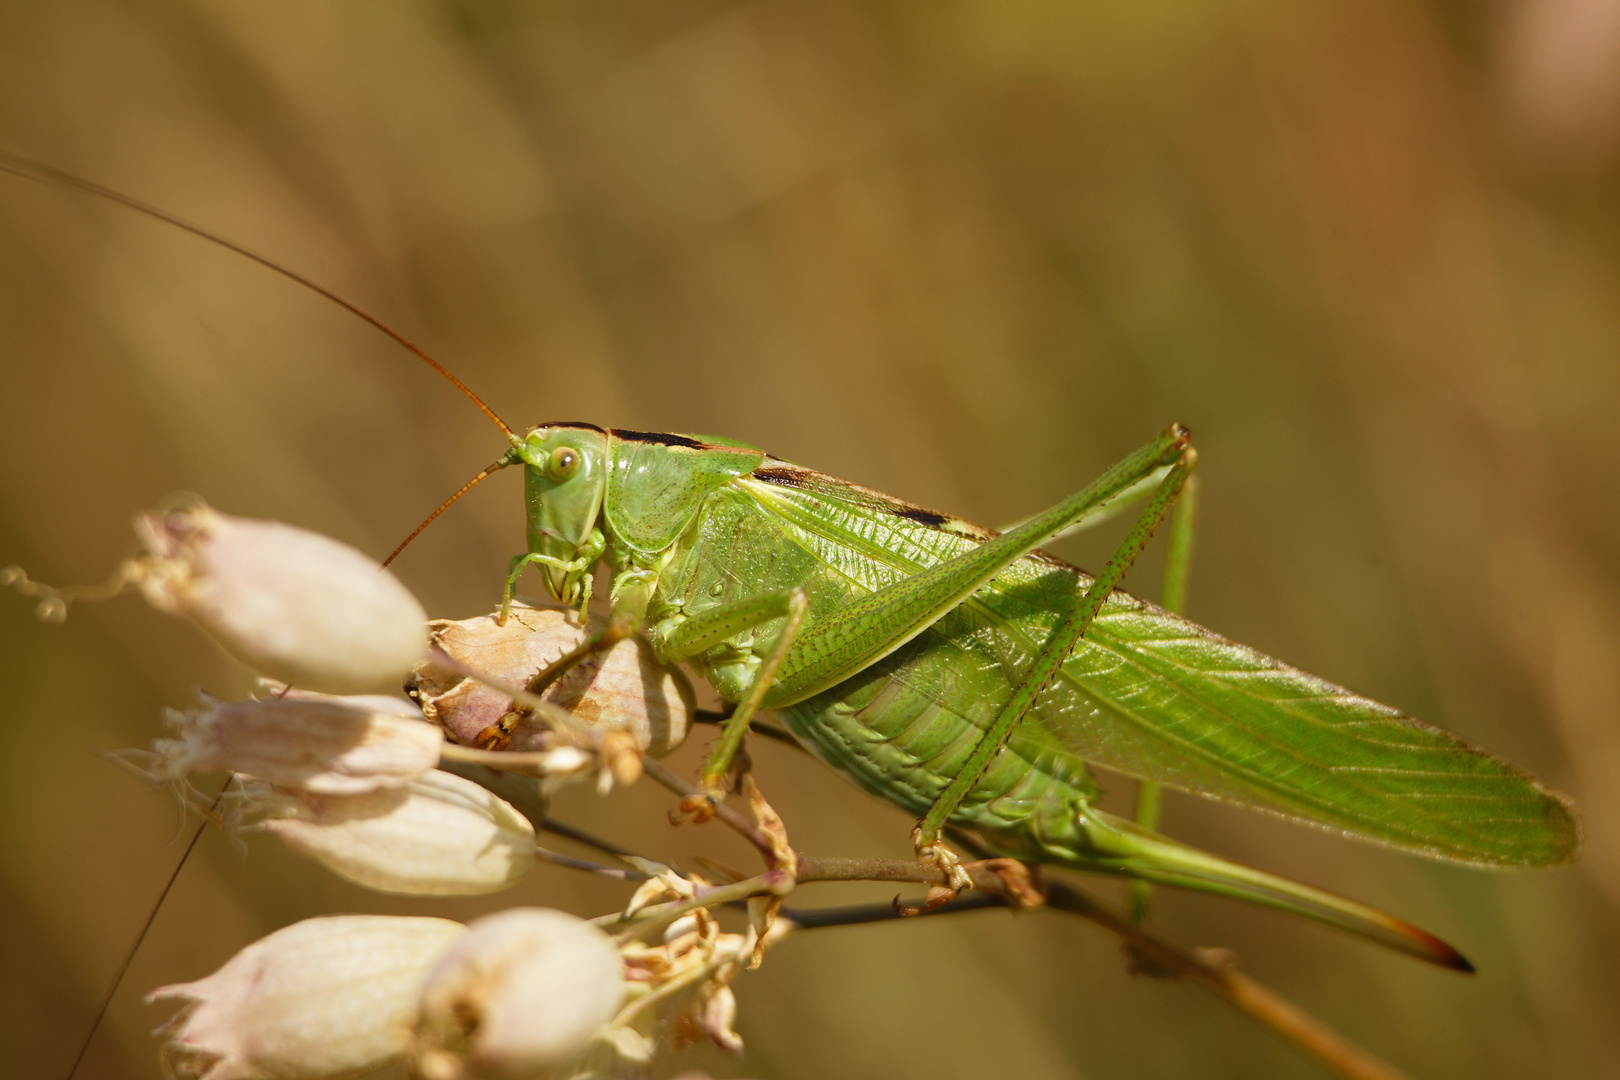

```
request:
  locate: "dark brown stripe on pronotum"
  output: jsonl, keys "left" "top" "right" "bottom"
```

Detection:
{"left": 612, "top": 429, "right": 707, "bottom": 449}
{"left": 538, "top": 420, "right": 607, "bottom": 432}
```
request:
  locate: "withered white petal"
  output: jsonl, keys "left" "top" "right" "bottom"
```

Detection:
{"left": 696, "top": 985, "right": 743, "bottom": 1054}
{"left": 545, "top": 1023, "right": 654, "bottom": 1080}
{"left": 134, "top": 503, "right": 427, "bottom": 694}
{"left": 154, "top": 693, "right": 441, "bottom": 794}
{"left": 149, "top": 914, "right": 465, "bottom": 1080}
{"left": 258, "top": 770, "right": 534, "bottom": 895}
{"left": 414, "top": 908, "right": 626, "bottom": 1080}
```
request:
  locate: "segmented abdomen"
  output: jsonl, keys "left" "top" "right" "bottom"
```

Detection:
{"left": 780, "top": 638, "right": 1099, "bottom": 850}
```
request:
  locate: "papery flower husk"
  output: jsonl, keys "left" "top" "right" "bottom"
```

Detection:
{"left": 257, "top": 769, "right": 533, "bottom": 895}
{"left": 694, "top": 986, "right": 742, "bottom": 1054}
{"left": 153, "top": 692, "right": 442, "bottom": 794}
{"left": 619, "top": 900, "right": 783, "bottom": 1061}
{"left": 414, "top": 908, "right": 627, "bottom": 1080}
{"left": 410, "top": 603, "right": 693, "bottom": 757}
{"left": 549, "top": 1022, "right": 655, "bottom": 1080}
{"left": 133, "top": 502, "right": 427, "bottom": 694}
{"left": 149, "top": 914, "right": 466, "bottom": 1080}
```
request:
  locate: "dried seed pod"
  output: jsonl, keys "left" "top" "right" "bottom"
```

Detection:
{"left": 414, "top": 908, "right": 626, "bottom": 1080}
{"left": 255, "top": 769, "right": 534, "bottom": 896}
{"left": 153, "top": 692, "right": 442, "bottom": 794}
{"left": 411, "top": 603, "right": 693, "bottom": 757}
{"left": 132, "top": 502, "right": 428, "bottom": 694}
{"left": 150, "top": 914, "right": 466, "bottom": 1080}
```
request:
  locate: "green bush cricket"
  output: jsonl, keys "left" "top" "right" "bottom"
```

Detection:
{"left": 4, "top": 153, "right": 1580, "bottom": 976}
{"left": 471, "top": 416, "right": 1575, "bottom": 970}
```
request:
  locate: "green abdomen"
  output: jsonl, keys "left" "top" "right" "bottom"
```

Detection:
{"left": 779, "top": 638, "right": 1098, "bottom": 855}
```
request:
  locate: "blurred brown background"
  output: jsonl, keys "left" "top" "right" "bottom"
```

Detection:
{"left": 1, "top": 1, "right": 1617, "bottom": 1077}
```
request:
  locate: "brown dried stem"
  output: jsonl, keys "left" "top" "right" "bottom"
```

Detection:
{"left": 793, "top": 856, "right": 1410, "bottom": 1079}
{"left": 637, "top": 756, "right": 1411, "bottom": 1080}
{"left": 641, "top": 757, "right": 778, "bottom": 856}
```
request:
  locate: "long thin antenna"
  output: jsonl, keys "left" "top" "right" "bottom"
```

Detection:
{"left": 0, "top": 150, "right": 516, "bottom": 440}
{"left": 67, "top": 779, "right": 223, "bottom": 1080}
{"left": 382, "top": 457, "right": 512, "bottom": 567}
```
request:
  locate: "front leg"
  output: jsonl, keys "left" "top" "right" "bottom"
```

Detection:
{"left": 661, "top": 588, "right": 809, "bottom": 809}
{"left": 499, "top": 527, "right": 607, "bottom": 622}
{"left": 515, "top": 567, "right": 658, "bottom": 697}
{"left": 476, "top": 568, "right": 658, "bottom": 752}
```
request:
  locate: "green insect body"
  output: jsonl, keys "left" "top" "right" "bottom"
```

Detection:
{"left": 499, "top": 421, "right": 1580, "bottom": 968}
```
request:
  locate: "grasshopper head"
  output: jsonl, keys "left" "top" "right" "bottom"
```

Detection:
{"left": 511, "top": 424, "right": 609, "bottom": 605}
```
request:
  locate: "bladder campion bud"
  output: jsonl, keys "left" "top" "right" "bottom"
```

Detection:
{"left": 132, "top": 502, "right": 428, "bottom": 694}
{"left": 411, "top": 602, "right": 693, "bottom": 757}
{"left": 413, "top": 908, "right": 627, "bottom": 1080}
{"left": 149, "top": 914, "right": 466, "bottom": 1080}
{"left": 254, "top": 769, "right": 534, "bottom": 895}
{"left": 153, "top": 692, "right": 443, "bottom": 794}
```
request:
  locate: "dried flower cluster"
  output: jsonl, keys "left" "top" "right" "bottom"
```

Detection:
{"left": 41, "top": 502, "right": 789, "bottom": 1080}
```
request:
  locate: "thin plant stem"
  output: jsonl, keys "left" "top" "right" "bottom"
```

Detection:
{"left": 640, "top": 758, "right": 777, "bottom": 856}
{"left": 533, "top": 845, "right": 650, "bottom": 882}
{"left": 539, "top": 817, "right": 999, "bottom": 930}
{"left": 541, "top": 818, "right": 644, "bottom": 860}
{"left": 605, "top": 871, "right": 793, "bottom": 946}
{"left": 781, "top": 894, "right": 1006, "bottom": 929}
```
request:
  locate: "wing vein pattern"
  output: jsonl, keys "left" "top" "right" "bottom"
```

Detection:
{"left": 720, "top": 465, "right": 1576, "bottom": 867}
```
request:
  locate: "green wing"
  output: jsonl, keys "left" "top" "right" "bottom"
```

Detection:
{"left": 738, "top": 465, "right": 1580, "bottom": 868}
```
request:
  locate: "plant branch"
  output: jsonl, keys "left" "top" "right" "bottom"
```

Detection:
{"left": 540, "top": 816, "right": 1005, "bottom": 930}
{"left": 605, "top": 870, "right": 794, "bottom": 945}
{"left": 533, "top": 845, "right": 650, "bottom": 882}
{"left": 800, "top": 849, "right": 1415, "bottom": 1080}
{"left": 781, "top": 894, "right": 1006, "bottom": 929}
{"left": 557, "top": 765, "right": 1413, "bottom": 1080}
{"left": 640, "top": 757, "right": 777, "bottom": 856}
{"left": 541, "top": 818, "right": 644, "bottom": 860}
{"left": 794, "top": 853, "right": 1019, "bottom": 894}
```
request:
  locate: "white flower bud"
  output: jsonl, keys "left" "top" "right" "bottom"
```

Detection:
{"left": 256, "top": 770, "right": 534, "bottom": 895}
{"left": 412, "top": 604, "right": 692, "bottom": 757}
{"left": 150, "top": 914, "right": 466, "bottom": 1080}
{"left": 153, "top": 692, "right": 442, "bottom": 794}
{"left": 414, "top": 909, "right": 626, "bottom": 1080}
{"left": 133, "top": 502, "right": 427, "bottom": 694}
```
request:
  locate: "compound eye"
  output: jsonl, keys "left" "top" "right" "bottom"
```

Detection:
{"left": 546, "top": 446, "right": 582, "bottom": 482}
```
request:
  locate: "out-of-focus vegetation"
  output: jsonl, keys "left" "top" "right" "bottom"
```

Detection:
{"left": 2, "top": 1, "right": 1617, "bottom": 1077}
